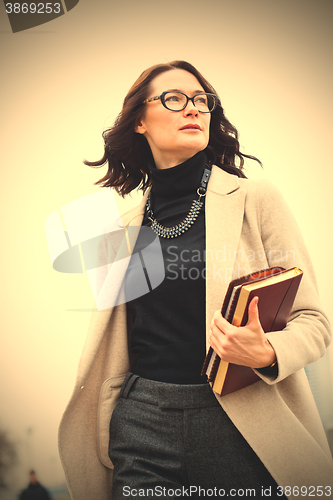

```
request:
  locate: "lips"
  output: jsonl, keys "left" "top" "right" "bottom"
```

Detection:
{"left": 180, "top": 124, "right": 202, "bottom": 131}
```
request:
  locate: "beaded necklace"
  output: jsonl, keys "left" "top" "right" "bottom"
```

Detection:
{"left": 146, "top": 164, "right": 212, "bottom": 239}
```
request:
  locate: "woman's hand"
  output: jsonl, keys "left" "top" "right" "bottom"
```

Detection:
{"left": 209, "top": 297, "right": 277, "bottom": 369}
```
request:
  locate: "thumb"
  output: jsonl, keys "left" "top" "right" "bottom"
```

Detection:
{"left": 247, "top": 296, "right": 260, "bottom": 327}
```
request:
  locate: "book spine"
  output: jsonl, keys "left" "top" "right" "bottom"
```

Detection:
{"left": 201, "top": 346, "right": 213, "bottom": 376}
{"left": 208, "top": 354, "right": 220, "bottom": 383}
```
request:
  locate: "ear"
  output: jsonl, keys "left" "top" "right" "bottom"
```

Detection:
{"left": 134, "top": 119, "right": 146, "bottom": 135}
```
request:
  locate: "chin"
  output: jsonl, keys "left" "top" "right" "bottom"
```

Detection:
{"left": 182, "top": 142, "right": 207, "bottom": 156}
{"left": 182, "top": 135, "right": 206, "bottom": 147}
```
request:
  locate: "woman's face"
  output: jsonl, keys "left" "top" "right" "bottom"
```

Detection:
{"left": 135, "top": 69, "right": 211, "bottom": 169}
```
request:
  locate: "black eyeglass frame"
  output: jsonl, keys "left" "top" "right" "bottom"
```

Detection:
{"left": 143, "top": 91, "right": 219, "bottom": 113}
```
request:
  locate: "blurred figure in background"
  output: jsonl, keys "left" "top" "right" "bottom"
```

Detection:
{"left": 19, "top": 470, "right": 51, "bottom": 500}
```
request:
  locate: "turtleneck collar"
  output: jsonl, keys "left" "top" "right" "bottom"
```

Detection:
{"left": 149, "top": 150, "right": 208, "bottom": 198}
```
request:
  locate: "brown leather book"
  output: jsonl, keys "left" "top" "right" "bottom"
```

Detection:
{"left": 201, "top": 267, "right": 303, "bottom": 396}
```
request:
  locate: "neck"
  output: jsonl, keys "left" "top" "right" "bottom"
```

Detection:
{"left": 149, "top": 151, "right": 207, "bottom": 198}
{"left": 153, "top": 150, "right": 204, "bottom": 170}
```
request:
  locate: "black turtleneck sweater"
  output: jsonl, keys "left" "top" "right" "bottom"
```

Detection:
{"left": 127, "top": 151, "right": 209, "bottom": 384}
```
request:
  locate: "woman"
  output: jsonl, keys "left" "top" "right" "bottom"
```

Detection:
{"left": 58, "top": 61, "right": 333, "bottom": 500}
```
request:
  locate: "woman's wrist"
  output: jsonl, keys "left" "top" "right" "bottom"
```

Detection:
{"left": 262, "top": 358, "right": 277, "bottom": 369}
{"left": 256, "top": 341, "right": 277, "bottom": 369}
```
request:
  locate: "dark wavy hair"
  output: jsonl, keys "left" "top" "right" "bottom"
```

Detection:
{"left": 85, "top": 61, "right": 261, "bottom": 196}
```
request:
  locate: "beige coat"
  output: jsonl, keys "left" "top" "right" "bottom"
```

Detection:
{"left": 59, "top": 166, "right": 333, "bottom": 500}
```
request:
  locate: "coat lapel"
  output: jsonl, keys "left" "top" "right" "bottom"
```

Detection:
{"left": 120, "top": 192, "right": 148, "bottom": 234}
{"left": 76, "top": 192, "right": 149, "bottom": 386}
{"left": 205, "top": 166, "right": 246, "bottom": 348}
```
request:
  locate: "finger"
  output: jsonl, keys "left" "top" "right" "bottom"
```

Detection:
{"left": 210, "top": 322, "right": 226, "bottom": 342}
{"left": 247, "top": 296, "right": 260, "bottom": 326}
{"left": 212, "top": 310, "right": 222, "bottom": 323}
{"left": 210, "top": 324, "right": 221, "bottom": 341}
{"left": 208, "top": 334, "right": 215, "bottom": 350}
{"left": 212, "top": 310, "right": 232, "bottom": 332}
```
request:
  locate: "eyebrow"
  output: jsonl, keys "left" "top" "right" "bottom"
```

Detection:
{"left": 165, "top": 88, "right": 205, "bottom": 94}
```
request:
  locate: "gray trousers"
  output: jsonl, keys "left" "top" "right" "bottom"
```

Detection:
{"left": 109, "top": 373, "right": 286, "bottom": 499}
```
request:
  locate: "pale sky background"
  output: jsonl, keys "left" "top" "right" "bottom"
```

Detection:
{"left": 0, "top": 0, "right": 333, "bottom": 493}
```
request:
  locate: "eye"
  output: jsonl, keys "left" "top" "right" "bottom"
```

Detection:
{"left": 194, "top": 94, "right": 208, "bottom": 104}
{"left": 165, "top": 93, "right": 182, "bottom": 102}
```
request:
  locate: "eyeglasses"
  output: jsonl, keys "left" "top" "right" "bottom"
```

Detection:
{"left": 143, "top": 91, "right": 218, "bottom": 113}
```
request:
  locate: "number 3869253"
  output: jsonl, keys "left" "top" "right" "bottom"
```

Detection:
{"left": 5, "top": 3, "right": 61, "bottom": 14}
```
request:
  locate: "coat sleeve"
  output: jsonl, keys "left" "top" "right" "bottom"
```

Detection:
{"left": 250, "top": 179, "right": 332, "bottom": 384}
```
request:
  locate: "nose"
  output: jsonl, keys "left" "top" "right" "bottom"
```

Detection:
{"left": 183, "top": 98, "right": 199, "bottom": 116}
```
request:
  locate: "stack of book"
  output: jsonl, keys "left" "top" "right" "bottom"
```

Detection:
{"left": 202, "top": 267, "right": 303, "bottom": 396}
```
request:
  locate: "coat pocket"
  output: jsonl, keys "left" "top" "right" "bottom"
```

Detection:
{"left": 97, "top": 373, "right": 128, "bottom": 468}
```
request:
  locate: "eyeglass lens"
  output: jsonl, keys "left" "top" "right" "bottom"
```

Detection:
{"left": 163, "top": 92, "right": 215, "bottom": 112}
